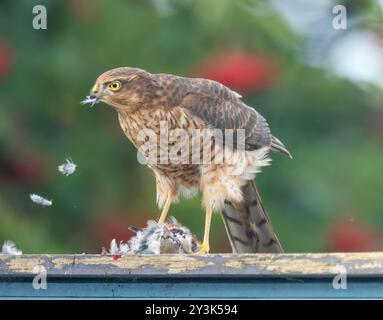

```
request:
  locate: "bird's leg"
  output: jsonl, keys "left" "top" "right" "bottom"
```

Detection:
{"left": 158, "top": 192, "right": 172, "bottom": 224}
{"left": 195, "top": 206, "right": 212, "bottom": 254}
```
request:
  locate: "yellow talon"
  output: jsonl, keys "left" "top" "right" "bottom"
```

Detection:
{"left": 195, "top": 242, "right": 210, "bottom": 254}
{"left": 195, "top": 207, "right": 212, "bottom": 254}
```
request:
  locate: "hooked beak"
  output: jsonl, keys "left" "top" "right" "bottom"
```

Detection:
{"left": 81, "top": 85, "right": 101, "bottom": 107}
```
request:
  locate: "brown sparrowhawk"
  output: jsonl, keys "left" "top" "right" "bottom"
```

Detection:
{"left": 83, "top": 67, "right": 291, "bottom": 254}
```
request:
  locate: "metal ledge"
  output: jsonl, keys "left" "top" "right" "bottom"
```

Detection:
{"left": 1, "top": 253, "right": 383, "bottom": 299}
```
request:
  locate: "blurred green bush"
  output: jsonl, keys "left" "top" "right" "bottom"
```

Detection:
{"left": 0, "top": 0, "right": 382, "bottom": 253}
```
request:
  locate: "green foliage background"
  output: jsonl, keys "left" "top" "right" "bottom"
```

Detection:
{"left": 0, "top": 0, "right": 382, "bottom": 253}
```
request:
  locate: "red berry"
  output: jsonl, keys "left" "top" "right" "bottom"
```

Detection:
{"left": 195, "top": 51, "right": 279, "bottom": 94}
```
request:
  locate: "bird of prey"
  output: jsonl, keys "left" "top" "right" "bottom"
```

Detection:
{"left": 83, "top": 67, "right": 291, "bottom": 254}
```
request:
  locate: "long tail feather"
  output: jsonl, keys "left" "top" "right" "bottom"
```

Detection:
{"left": 221, "top": 180, "right": 283, "bottom": 253}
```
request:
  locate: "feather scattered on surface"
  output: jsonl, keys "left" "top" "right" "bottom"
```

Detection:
{"left": 58, "top": 158, "right": 77, "bottom": 176}
{"left": 109, "top": 239, "right": 130, "bottom": 256}
{"left": 105, "top": 217, "right": 200, "bottom": 256}
{"left": 29, "top": 194, "right": 52, "bottom": 207}
{"left": 1, "top": 240, "right": 22, "bottom": 255}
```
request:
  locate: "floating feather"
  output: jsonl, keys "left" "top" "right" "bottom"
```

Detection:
{"left": 30, "top": 194, "right": 52, "bottom": 207}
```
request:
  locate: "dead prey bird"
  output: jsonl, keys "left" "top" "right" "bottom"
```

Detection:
{"left": 105, "top": 217, "right": 200, "bottom": 256}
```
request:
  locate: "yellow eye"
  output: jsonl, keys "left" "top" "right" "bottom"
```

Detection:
{"left": 108, "top": 81, "right": 122, "bottom": 91}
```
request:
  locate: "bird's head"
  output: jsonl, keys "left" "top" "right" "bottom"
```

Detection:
{"left": 82, "top": 67, "right": 157, "bottom": 110}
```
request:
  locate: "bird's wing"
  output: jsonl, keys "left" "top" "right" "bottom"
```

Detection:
{"left": 178, "top": 83, "right": 272, "bottom": 151}
{"left": 175, "top": 79, "right": 286, "bottom": 253}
